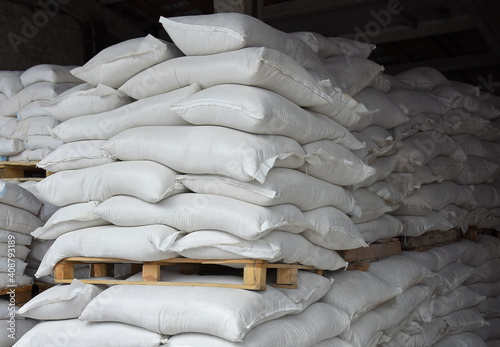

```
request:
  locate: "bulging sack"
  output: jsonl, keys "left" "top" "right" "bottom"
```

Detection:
{"left": 102, "top": 126, "right": 306, "bottom": 183}
{"left": 70, "top": 34, "right": 183, "bottom": 88}
{"left": 0, "top": 179, "right": 41, "bottom": 215}
{"left": 171, "top": 84, "right": 363, "bottom": 149}
{"left": 41, "top": 83, "right": 133, "bottom": 122}
{"left": 51, "top": 84, "right": 198, "bottom": 142}
{"left": 92, "top": 193, "right": 308, "bottom": 240}
{"left": 159, "top": 13, "right": 324, "bottom": 72}
{"left": 118, "top": 47, "right": 332, "bottom": 107}
{"left": 299, "top": 140, "right": 375, "bottom": 187}
{"left": 35, "top": 160, "right": 181, "bottom": 206}
{"left": 36, "top": 224, "right": 181, "bottom": 277}
{"left": 20, "top": 64, "right": 82, "bottom": 87}
{"left": 178, "top": 168, "right": 359, "bottom": 214}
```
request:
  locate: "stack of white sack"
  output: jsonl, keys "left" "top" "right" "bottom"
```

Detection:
{"left": 0, "top": 65, "right": 83, "bottom": 162}
{"left": 31, "top": 13, "right": 390, "bottom": 284}
{"left": 377, "top": 235, "right": 500, "bottom": 346}
{"left": 358, "top": 66, "right": 500, "bottom": 237}
{"left": 0, "top": 180, "right": 43, "bottom": 290}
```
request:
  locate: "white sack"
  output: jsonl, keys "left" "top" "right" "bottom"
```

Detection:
{"left": 118, "top": 47, "right": 332, "bottom": 107}
{"left": 0, "top": 229, "right": 32, "bottom": 246}
{"left": 79, "top": 278, "right": 306, "bottom": 342}
{"left": 42, "top": 83, "right": 132, "bottom": 121}
{"left": 35, "top": 160, "right": 180, "bottom": 206}
{"left": 92, "top": 194, "right": 308, "bottom": 240}
{"left": 300, "top": 140, "right": 375, "bottom": 186}
{"left": 36, "top": 224, "right": 180, "bottom": 277}
{"left": 17, "top": 279, "right": 103, "bottom": 320}
{"left": 302, "top": 206, "right": 368, "bottom": 250}
{"left": 167, "top": 303, "right": 350, "bottom": 347}
{"left": 441, "top": 308, "right": 488, "bottom": 334}
{"left": 0, "top": 138, "right": 24, "bottom": 156}
{"left": 0, "top": 204, "right": 43, "bottom": 234}
{"left": 13, "top": 319, "right": 167, "bottom": 347}
{"left": 9, "top": 148, "right": 51, "bottom": 162}
{"left": 395, "top": 67, "right": 449, "bottom": 91}
{"left": 36, "top": 140, "right": 115, "bottom": 172}
{"left": 20, "top": 64, "right": 82, "bottom": 87}
{"left": 178, "top": 168, "right": 359, "bottom": 214}
{"left": 436, "top": 262, "right": 476, "bottom": 296}
{"left": 433, "top": 286, "right": 485, "bottom": 317}
{"left": 355, "top": 214, "right": 403, "bottom": 244}
{"left": 172, "top": 84, "right": 363, "bottom": 149}
{"left": 31, "top": 201, "right": 109, "bottom": 240}
{"left": 0, "top": 180, "right": 41, "bottom": 215}
{"left": 455, "top": 156, "right": 499, "bottom": 185}
{"left": 102, "top": 125, "right": 306, "bottom": 183}
{"left": 71, "top": 34, "right": 183, "bottom": 88}
{"left": 0, "top": 257, "right": 27, "bottom": 274}
{"left": 388, "top": 88, "right": 452, "bottom": 116}
{"left": 0, "top": 71, "right": 23, "bottom": 98}
{"left": 51, "top": 84, "right": 197, "bottom": 142}
{"left": 24, "top": 135, "right": 62, "bottom": 151}
{"left": 395, "top": 212, "right": 453, "bottom": 237}
{"left": 350, "top": 188, "right": 392, "bottom": 224}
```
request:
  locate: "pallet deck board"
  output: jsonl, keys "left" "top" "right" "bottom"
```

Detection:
{"left": 0, "top": 161, "right": 48, "bottom": 181}
{"left": 54, "top": 257, "right": 321, "bottom": 290}
{"left": 337, "top": 238, "right": 402, "bottom": 270}
{"left": 400, "top": 229, "right": 460, "bottom": 251}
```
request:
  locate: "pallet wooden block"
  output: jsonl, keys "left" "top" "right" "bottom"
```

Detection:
{"left": 337, "top": 238, "right": 402, "bottom": 271}
{"left": 400, "top": 229, "right": 460, "bottom": 251}
{"left": 54, "top": 257, "right": 322, "bottom": 290}
{"left": 0, "top": 285, "right": 32, "bottom": 304}
{"left": 0, "top": 161, "right": 48, "bottom": 181}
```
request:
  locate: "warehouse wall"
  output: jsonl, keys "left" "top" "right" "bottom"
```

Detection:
{"left": 0, "top": 0, "right": 85, "bottom": 70}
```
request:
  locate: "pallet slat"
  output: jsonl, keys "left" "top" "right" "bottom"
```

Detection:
{"left": 400, "top": 229, "right": 459, "bottom": 251}
{"left": 0, "top": 161, "right": 48, "bottom": 181}
{"left": 54, "top": 257, "right": 321, "bottom": 290}
{"left": 337, "top": 238, "right": 402, "bottom": 270}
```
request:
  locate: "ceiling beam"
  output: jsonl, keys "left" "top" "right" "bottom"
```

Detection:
{"left": 461, "top": 0, "right": 500, "bottom": 56}
{"left": 341, "top": 15, "right": 476, "bottom": 44}
{"left": 59, "top": 0, "right": 146, "bottom": 40}
{"left": 262, "top": 0, "right": 381, "bottom": 22}
{"left": 384, "top": 52, "right": 499, "bottom": 75}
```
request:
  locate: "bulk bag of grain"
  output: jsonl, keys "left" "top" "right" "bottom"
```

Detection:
{"left": 0, "top": 204, "right": 43, "bottom": 234}
{"left": 387, "top": 89, "right": 452, "bottom": 116}
{"left": 455, "top": 157, "right": 500, "bottom": 184}
{"left": 35, "top": 160, "right": 181, "bottom": 206}
{"left": 299, "top": 140, "right": 375, "bottom": 186}
{"left": 355, "top": 214, "right": 403, "bottom": 244}
{"left": 435, "top": 262, "right": 476, "bottom": 295}
{"left": 322, "top": 56, "right": 384, "bottom": 96}
{"left": 102, "top": 125, "right": 306, "bottom": 183}
{"left": 31, "top": 201, "right": 109, "bottom": 240}
{"left": 441, "top": 308, "right": 488, "bottom": 334}
{"left": 350, "top": 155, "right": 399, "bottom": 190}
{"left": 0, "top": 138, "right": 24, "bottom": 156}
{"left": 427, "top": 155, "right": 466, "bottom": 180}
{"left": 292, "top": 31, "right": 375, "bottom": 59}
{"left": 35, "top": 224, "right": 180, "bottom": 277}
{"left": 301, "top": 206, "right": 368, "bottom": 250}
{"left": 0, "top": 71, "right": 23, "bottom": 98}
{"left": 395, "top": 212, "right": 454, "bottom": 237}
{"left": 321, "top": 270, "right": 401, "bottom": 321}
{"left": 159, "top": 13, "right": 325, "bottom": 72}
{"left": 0, "top": 180, "right": 41, "bottom": 215}
{"left": 14, "top": 319, "right": 168, "bottom": 347}
{"left": 92, "top": 194, "right": 308, "bottom": 240}
{"left": 71, "top": 35, "right": 183, "bottom": 88}
{"left": 433, "top": 286, "right": 485, "bottom": 317}
{"left": 262, "top": 230, "right": 348, "bottom": 270}
{"left": 395, "top": 67, "right": 450, "bottom": 92}
{"left": 42, "top": 83, "right": 132, "bottom": 121}
{"left": 171, "top": 84, "right": 363, "bottom": 149}
{"left": 51, "top": 84, "right": 198, "bottom": 142}
{"left": 169, "top": 230, "right": 281, "bottom": 261}
{"left": 118, "top": 47, "right": 332, "bottom": 107}
{"left": 36, "top": 140, "right": 116, "bottom": 172}
{"left": 20, "top": 64, "right": 82, "bottom": 87}
{"left": 350, "top": 88, "right": 409, "bottom": 131}
{"left": 178, "top": 168, "right": 359, "bottom": 213}
{"left": 350, "top": 188, "right": 392, "bottom": 224}
{"left": 0, "top": 82, "right": 76, "bottom": 117}
{"left": 167, "top": 303, "right": 350, "bottom": 347}
{"left": 80, "top": 277, "right": 306, "bottom": 342}
{"left": 17, "top": 279, "right": 103, "bottom": 320}
{"left": 365, "top": 181, "right": 406, "bottom": 211}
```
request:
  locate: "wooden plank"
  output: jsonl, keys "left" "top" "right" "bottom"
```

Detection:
{"left": 243, "top": 262, "right": 266, "bottom": 290}
{"left": 54, "top": 262, "right": 75, "bottom": 281}
{"left": 90, "top": 263, "right": 114, "bottom": 278}
{"left": 401, "top": 229, "right": 459, "bottom": 251}
{"left": 338, "top": 239, "right": 401, "bottom": 263}
{"left": 142, "top": 264, "right": 161, "bottom": 282}
{"left": 346, "top": 261, "right": 371, "bottom": 271}
{"left": 276, "top": 268, "right": 298, "bottom": 286}
{"left": 0, "top": 285, "right": 33, "bottom": 304}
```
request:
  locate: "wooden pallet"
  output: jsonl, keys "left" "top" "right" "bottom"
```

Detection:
{"left": 337, "top": 238, "right": 402, "bottom": 271}
{"left": 0, "top": 161, "right": 48, "bottom": 181}
{"left": 54, "top": 257, "right": 322, "bottom": 290}
{"left": 400, "top": 229, "right": 460, "bottom": 251}
{"left": 461, "top": 226, "right": 497, "bottom": 241}
{"left": 0, "top": 285, "right": 32, "bottom": 304}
